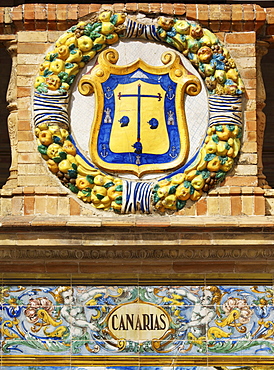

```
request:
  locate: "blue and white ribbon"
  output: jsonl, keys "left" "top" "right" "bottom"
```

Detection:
{"left": 208, "top": 95, "right": 242, "bottom": 127}
{"left": 125, "top": 19, "right": 161, "bottom": 42}
{"left": 122, "top": 180, "right": 153, "bottom": 214}
{"left": 33, "top": 92, "right": 70, "bottom": 129}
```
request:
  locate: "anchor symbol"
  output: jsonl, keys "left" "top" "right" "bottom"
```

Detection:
{"left": 101, "top": 144, "right": 109, "bottom": 158}
{"left": 169, "top": 146, "right": 177, "bottom": 158}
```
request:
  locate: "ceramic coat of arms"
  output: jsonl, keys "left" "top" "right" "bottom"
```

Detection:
{"left": 33, "top": 12, "right": 244, "bottom": 214}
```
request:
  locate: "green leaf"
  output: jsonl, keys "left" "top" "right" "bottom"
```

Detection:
{"left": 176, "top": 199, "right": 186, "bottom": 210}
{"left": 37, "top": 84, "right": 48, "bottom": 94}
{"left": 110, "top": 14, "right": 118, "bottom": 25}
{"left": 189, "top": 186, "right": 195, "bottom": 195}
{"left": 204, "top": 153, "right": 216, "bottom": 161}
{"left": 227, "top": 124, "right": 235, "bottom": 131}
{"left": 86, "top": 175, "right": 94, "bottom": 184}
{"left": 70, "top": 48, "right": 77, "bottom": 54}
{"left": 59, "top": 151, "right": 67, "bottom": 160}
{"left": 115, "top": 185, "right": 123, "bottom": 192}
{"left": 153, "top": 193, "right": 160, "bottom": 204}
{"left": 212, "top": 134, "right": 219, "bottom": 143}
{"left": 49, "top": 53, "right": 58, "bottom": 62}
{"left": 52, "top": 156, "right": 62, "bottom": 163}
{"left": 183, "top": 180, "right": 191, "bottom": 188}
{"left": 66, "top": 75, "right": 76, "bottom": 85}
{"left": 237, "top": 129, "right": 242, "bottom": 139}
{"left": 201, "top": 170, "right": 210, "bottom": 179}
{"left": 82, "top": 55, "right": 91, "bottom": 63}
{"left": 96, "top": 194, "right": 104, "bottom": 200}
{"left": 82, "top": 188, "right": 91, "bottom": 195}
{"left": 38, "top": 145, "right": 48, "bottom": 155}
{"left": 216, "top": 170, "right": 226, "bottom": 180}
{"left": 69, "top": 184, "right": 79, "bottom": 193}
{"left": 43, "top": 68, "right": 54, "bottom": 77}
{"left": 225, "top": 142, "right": 230, "bottom": 150}
{"left": 219, "top": 156, "right": 228, "bottom": 165}
{"left": 215, "top": 125, "right": 223, "bottom": 132}
{"left": 92, "top": 43, "right": 104, "bottom": 51}
{"left": 53, "top": 136, "right": 62, "bottom": 144}
{"left": 58, "top": 71, "right": 69, "bottom": 82}
{"left": 104, "top": 181, "right": 114, "bottom": 188}
{"left": 68, "top": 169, "right": 77, "bottom": 179}
{"left": 65, "top": 62, "right": 75, "bottom": 69}
{"left": 115, "top": 196, "right": 123, "bottom": 205}
{"left": 169, "top": 185, "right": 177, "bottom": 194}
{"left": 72, "top": 163, "right": 77, "bottom": 171}
{"left": 154, "top": 184, "right": 160, "bottom": 191}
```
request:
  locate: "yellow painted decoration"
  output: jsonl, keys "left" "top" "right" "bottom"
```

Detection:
{"left": 78, "top": 48, "right": 201, "bottom": 177}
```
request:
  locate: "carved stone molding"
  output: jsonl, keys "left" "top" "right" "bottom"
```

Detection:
{"left": 0, "top": 245, "right": 274, "bottom": 261}
{"left": 256, "top": 41, "right": 271, "bottom": 189}
{"left": 3, "top": 39, "right": 18, "bottom": 189}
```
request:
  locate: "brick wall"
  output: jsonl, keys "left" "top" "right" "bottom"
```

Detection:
{"left": 0, "top": 3, "right": 273, "bottom": 219}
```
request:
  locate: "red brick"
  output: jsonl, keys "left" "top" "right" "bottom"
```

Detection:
{"left": 18, "top": 131, "right": 33, "bottom": 141}
{"left": 47, "top": 4, "right": 56, "bottom": 22}
{"left": 0, "top": 7, "right": 4, "bottom": 23}
{"left": 174, "top": 3, "right": 186, "bottom": 16}
{"left": 48, "top": 22, "right": 57, "bottom": 31}
{"left": 196, "top": 197, "right": 207, "bottom": 216}
{"left": 209, "top": 4, "right": 221, "bottom": 21}
{"left": 266, "top": 8, "right": 274, "bottom": 24}
{"left": 246, "top": 131, "right": 256, "bottom": 142}
{"left": 18, "top": 120, "right": 32, "bottom": 131}
{"left": 67, "top": 4, "right": 78, "bottom": 20}
{"left": 126, "top": 3, "right": 138, "bottom": 13}
{"left": 35, "top": 4, "right": 47, "bottom": 21}
{"left": 24, "top": 4, "right": 35, "bottom": 21}
{"left": 240, "top": 68, "right": 256, "bottom": 79}
{"left": 35, "top": 21, "right": 48, "bottom": 31}
{"left": 24, "top": 195, "right": 35, "bottom": 215}
{"left": 245, "top": 110, "right": 256, "bottom": 121}
{"left": 197, "top": 4, "right": 209, "bottom": 27}
{"left": 186, "top": 4, "right": 196, "bottom": 20}
{"left": 89, "top": 4, "right": 101, "bottom": 13}
{"left": 231, "top": 195, "right": 242, "bottom": 216}
{"left": 18, "top": 43, "right": 48, "bottom": 54}
{"left": 255, "top": 4, "right": 266, "bottom": 22}
{"left": 220, "top": 21, "right": 231, "bottom": 33}
{"left": 113, "top": 3, "right": 125, "bottom": 12}
{"left": 24, "top": 22, "right": 36, "bottom": 31}
{"left": 11, "top": 5, "right": 23, "bottom": 21}
{"left": 223, "top": 175, "right": 258, "bottom": 187}
{"left": 245, "top": 89, "right": 256, "bottom": 100}
{"left": 243, "top": 4, "right": 255, "bottom": 21}
{"left": 138, "top": 3, "right": 149, "bottom": 13}
{"left": 225, "top": 32, "right": 256, "bottom": 44}
{"left": 17, "top": 87, "right": 31, "bottom": 98}
{"left": 245, "top": 120, "right": 256, "bottom": 131}
{"left": 56, "top": 4, "right": 67, "bottom": 21}
{"left": 79, "top": 4, "right": 90, "bottom": 18}
{"left": 254, "top": 194, "right": 265, "bottom": 215}
{"left": 57, "top": 22, "right": 68, "bottom": 31}
{"left": 266, "top": 25, "right": 274, "bottom": 35}
{"left": 70, "top": 198, "right": 81, "bottom": 215}
{"left": 220, "top": 4, "right": 231, "bottom": 21}
{"left": 149, "top": 3, "right": 160, "bottom": 14}
{"left": 14, "top": 20, "right": 25, "bottom": 32}
{"left": 209, "top": 21, "right": 220, "bottom": 33}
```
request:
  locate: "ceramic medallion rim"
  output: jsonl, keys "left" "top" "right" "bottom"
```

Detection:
{"left": 33, "top": 13, "right": 244, "bottom": 214}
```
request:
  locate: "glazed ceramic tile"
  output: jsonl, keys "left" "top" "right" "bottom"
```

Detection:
{"left": 2, "top": 285, "right": 274, "bottom": 360}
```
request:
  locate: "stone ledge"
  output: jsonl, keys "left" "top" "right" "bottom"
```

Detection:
{"left": 1, "top": 215, "right": 274, "bottom": 229}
